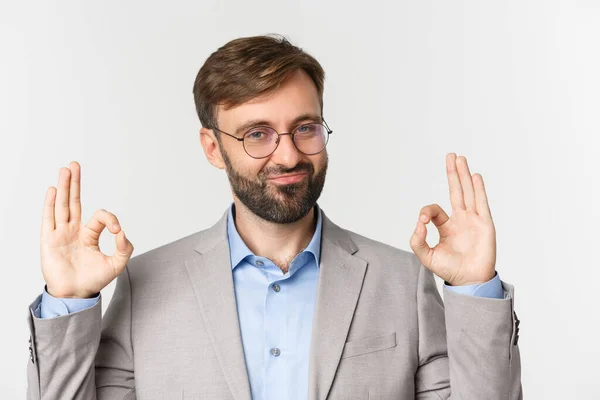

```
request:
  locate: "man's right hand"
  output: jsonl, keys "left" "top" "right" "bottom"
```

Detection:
{"left": 40, "top": 161, "right": 134, "bottom": 299}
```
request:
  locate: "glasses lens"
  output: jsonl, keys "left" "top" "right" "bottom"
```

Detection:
{"left": 293, "top": 123, "right": 328, "bottom": 155}
{"left": 243, "top": 127, "right": 278, "bottom": 158}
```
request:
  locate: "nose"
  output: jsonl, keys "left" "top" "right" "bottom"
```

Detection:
{"left": 270, "top": 133, "right": 302, "bottom": 167}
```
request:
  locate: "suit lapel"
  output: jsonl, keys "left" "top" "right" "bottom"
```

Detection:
{"left": 308, "top": 211, "right": 368, "bottom": 400}
{"left": 184, "top": 209, "right": 252, "bottom": 400}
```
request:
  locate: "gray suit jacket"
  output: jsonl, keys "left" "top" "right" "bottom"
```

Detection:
{"left": 26, "top": 207, "right": 523, "bottom": 399}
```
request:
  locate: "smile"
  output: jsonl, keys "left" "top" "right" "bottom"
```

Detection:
{"left": 267, "top": 172, "right": 308, "bottom": 184}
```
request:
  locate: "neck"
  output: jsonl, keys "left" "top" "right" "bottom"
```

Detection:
{"left": 232, "top": 198, "right": 317, "bottom": 270}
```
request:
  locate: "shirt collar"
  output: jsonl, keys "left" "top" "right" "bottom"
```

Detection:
{"left": 226, "top": 202, "right": 323, "bottom": 270}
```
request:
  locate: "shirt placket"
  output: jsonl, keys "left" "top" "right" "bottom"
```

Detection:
{"left": 263, "top": 261, "right": 288, "bottom": 400}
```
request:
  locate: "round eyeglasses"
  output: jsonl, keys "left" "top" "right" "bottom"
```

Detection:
{"left": 211, "top": 119, "right": 333, "bottom": 159}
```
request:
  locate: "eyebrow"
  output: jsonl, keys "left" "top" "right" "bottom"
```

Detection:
{"left": 234, "top": 113, "right": 323, "bottom": 136}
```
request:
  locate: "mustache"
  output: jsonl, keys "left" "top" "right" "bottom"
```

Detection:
{"left": 260, "top": 162, "right": 314, "bottom": 180}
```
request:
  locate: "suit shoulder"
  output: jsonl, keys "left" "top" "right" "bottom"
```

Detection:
{"left": 343, "top": 227, "right": 422, "bottom": 274}
{"left": 343, "top": 227, "right": 414, "bottom": 259}
{"left": 126, "top": 229, "right": 205, "bottom": 274}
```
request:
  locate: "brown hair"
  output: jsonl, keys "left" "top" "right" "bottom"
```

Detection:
{"left": 192, "top": 34, "right": 325, "bottom": 130}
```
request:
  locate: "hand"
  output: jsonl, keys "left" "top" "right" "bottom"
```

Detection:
{"left": 40, "top": 161, "right": 134, "bottom": 298}
{"left": 409, "top": 153, "right": 496, "bottom": 286}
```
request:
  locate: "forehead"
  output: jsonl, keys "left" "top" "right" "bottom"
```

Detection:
{"left": 216, "top": 69, "right": 321, "bottom": 131}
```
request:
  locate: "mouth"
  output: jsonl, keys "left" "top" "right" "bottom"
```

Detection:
{"left": 266, "top": 172, "right": 308, "bottom": 184}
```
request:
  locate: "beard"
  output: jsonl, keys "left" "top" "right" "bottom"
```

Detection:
{"left": 220, "top": 147, "right": 327, "bottom": 224}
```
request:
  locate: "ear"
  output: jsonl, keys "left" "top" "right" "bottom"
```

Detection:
{"left": 200, "top": 127, "right": 226, "bottom": 169}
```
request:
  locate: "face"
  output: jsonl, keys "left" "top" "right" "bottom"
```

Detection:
{"left": 200, "top": 69, "right": 328, "bottom": 224}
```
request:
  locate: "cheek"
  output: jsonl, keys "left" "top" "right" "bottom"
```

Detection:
{"left": 223, "top": 144, "right": 265, "bottom": 174}
{"left": 309, "top": 153, "right": 327, "bottom": 174}
{"left": 237, "top": 158, "right": 269, "bottom": 178}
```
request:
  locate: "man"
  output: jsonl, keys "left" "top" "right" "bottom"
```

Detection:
{"left": 27, "top": 34, "right": 522, "bottom": 399}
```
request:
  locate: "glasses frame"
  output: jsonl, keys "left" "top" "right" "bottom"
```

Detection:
{"left": 211, "top": 118, "right": 333, "bottom": 159}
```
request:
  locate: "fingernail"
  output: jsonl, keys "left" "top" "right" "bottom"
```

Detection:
{"left": 420, "top": 214, "right": 427, "bottom": 223}
{"left": 113, "top": 223, "right": 120, "bottom": 230}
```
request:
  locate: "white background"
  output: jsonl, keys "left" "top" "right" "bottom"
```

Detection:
{"left": 1, "top": 1, "right": 599, "bottom": 398}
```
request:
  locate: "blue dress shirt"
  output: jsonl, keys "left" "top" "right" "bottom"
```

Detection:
{"left": 35, "top": 203, "right": 504, "bottom": 399}
{"left": 226, "top": 203, "right": 321, "bottom": 400}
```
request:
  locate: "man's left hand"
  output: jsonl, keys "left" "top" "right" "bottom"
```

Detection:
{"left": 409, "top": 153, "right": 496, "bottom": 286}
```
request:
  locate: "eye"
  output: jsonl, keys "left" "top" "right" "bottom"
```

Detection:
{"left": 245, "top": 129, "right": 269, "bottom": 140}
{"left": 295, "top": 124, "right": 318, "bottom": 137}
{"left": 296, "top": 124, "right": 316, "bottom": 133}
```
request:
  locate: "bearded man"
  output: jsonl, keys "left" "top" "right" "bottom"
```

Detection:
{"left": 27, "top": 34, "right": 522, "bottom": 400}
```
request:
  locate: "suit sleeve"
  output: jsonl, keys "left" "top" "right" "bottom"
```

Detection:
{"left": 414, "top": 262, "right": 523, "bottom": 400}
{"left": 26, "top": 266, "right": 136, "bottom": 400}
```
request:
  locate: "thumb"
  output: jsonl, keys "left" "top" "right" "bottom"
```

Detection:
{"left": 409, "top": 218, "right": 433, "bottom": 269}
{"left": 110, "top": 230, "right": 134, "bottom": 273}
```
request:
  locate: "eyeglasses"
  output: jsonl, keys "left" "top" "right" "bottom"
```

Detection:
{"left": 211, "top": 119, "right": 333, "bottom": 159}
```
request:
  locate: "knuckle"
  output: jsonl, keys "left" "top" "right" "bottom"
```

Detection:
{"left": 95, "top": 209, "right": 110, "bottom": 219}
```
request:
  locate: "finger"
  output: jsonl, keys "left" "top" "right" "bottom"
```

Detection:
{"left": 409, "top": 217, "right": 433, "bottom": 268}
{"left": 446, "top": 153, "right": 465, "bottom": 212}
{"left": 419, "top": 203, "right": 450, "bottom": 229}
{"left": 109, "top": 230, "right": 134, "bottom": 273}
{"left": 86, "top": 209, "right": 121, "bottom": 241}
{"left": 456, "top": 156, "right": 476, "bottom": 211}
{"left": 473, "top": 173, "right": 493, "bottom": 220}
{"left": 55, "top": 168, "right": 71, "bottom": 225}
{"left": 68, "top": 161, "right": 82, "bottom": 223}
{"left": 41, "top": 187, "right": 57, "bottom": 234}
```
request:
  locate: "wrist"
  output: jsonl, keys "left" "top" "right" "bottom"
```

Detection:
{"left": 46, "top": 285, "right": 98, "bottom": 299}
{"left": 446, "top": 271, "right": 497, "bottom": 286}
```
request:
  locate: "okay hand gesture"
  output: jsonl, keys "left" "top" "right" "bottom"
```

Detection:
{"left": 410, "top": 153, "right": 496, "bottom": 286}
{"left": 40, "top": 161, "right": 134, "bottom": 298}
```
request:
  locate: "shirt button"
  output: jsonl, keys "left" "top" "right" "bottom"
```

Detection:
{"left": 272, "top": 283, "right": 281, "bottom": 292}
{"left": 255, "top": 260, "right": 264, "bottom": 267}
{"left": 270, "top": 347, "right": 281, "bottom": 357}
